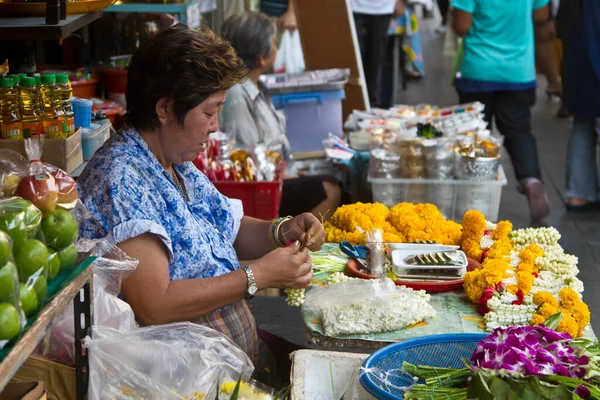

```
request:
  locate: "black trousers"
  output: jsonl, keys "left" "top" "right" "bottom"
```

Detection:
{"left": 437, "top": 0, "right": 450, "bottom": 25}
{"left": 354, "top": 13, "right": 392, "bottom": 107}
{"left": 457, "top": 89, "right": 542, "bottom": 182}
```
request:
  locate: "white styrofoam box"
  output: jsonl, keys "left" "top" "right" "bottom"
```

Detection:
{"left": 368, "top": 166, "right": 508, "bottom": 222}
{"left": 291, "top": 350, "right": 373, "bottom": 400}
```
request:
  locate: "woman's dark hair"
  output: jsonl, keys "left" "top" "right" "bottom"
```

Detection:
{"left": 221, "top": 12, "right": 277, "bottom": 70}
{"left": 126, "top": 25, "right": 247, "bottom": 132}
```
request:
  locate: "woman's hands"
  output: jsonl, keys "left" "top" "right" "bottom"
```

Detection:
{"left": 251, "top": 241, "right": 313, "bottom": 289}
{"left": 280, "top": 213, "right": 325, "bottom": 251}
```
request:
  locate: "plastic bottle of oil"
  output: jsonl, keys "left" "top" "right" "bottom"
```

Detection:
{"left": 55, "top": 74, "right": 74, "bottom": 137}
{"left": 40, "top": 74, "right": 65, "bottom": 139}
{"left": 18, "top": 77, "right": 44, "bottom": 140}
{"left": 8, "top": 74, "right": 20, "bottom": 87}
{"left": 0, "top": 78, "right": 23, "bottom": 140}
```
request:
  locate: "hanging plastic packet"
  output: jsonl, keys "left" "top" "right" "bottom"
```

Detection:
{"left": 366, "top": 229, "right": 386, "bottom": 278}
{"left": 15, "top": 135, "right": 59, "bottom": 217}
{"left": 250, "top": 144, "right": 276, "bottom": 182}
{"left": 42, "top": 164, "right": 78, "bottom": 210}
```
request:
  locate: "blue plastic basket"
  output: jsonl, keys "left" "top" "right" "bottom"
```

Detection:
{"left": 360, "top": 333, "right": 487, "bottom": 400}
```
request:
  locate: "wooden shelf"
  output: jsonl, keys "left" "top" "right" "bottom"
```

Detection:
{"left": 0, "top": 12, "right": 101, "bottom": 40}
{"left": 0, "top": 265, "right": 93, "bottom": 391}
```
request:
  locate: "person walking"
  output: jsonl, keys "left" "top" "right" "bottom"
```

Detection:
{"left": 452, "top": 0, "right": 551, "bottom": 222}
{"left": 564, "top": 0, "right": 600, "bottom": 211}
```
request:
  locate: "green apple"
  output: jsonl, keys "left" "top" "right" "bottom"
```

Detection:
{"left": 32, "top": 275, "right": 47, "bottom": 303}
{"left": 19, "top": 283, "right": 38, "bottom": 317}
{"left": 41, "top": 208, "right": 78, "bottom": 250}
{"left": 0, "top": 230, "right": 11, "bottom": 267}
{"left": 57, "top": 243, "right": 78, "bottom": 272}
{"left": 1, "top": 198, "right": 42, "bottom": 239}
{"left": 14, "top": 239, "right": 48, "bottom": 282}
{"left": 0, "top": 302, "right": 21, "bottom": 341}
{"left": 0, "top": 261, "right": 17, "bottom": 301}
{"left": 47, "top": 249, "right": 60, "bottom": 280}
{"left": 0, "top": 213, "right": 27, "bottom": 251}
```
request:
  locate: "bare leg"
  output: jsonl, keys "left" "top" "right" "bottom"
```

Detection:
{"left": 310, "top": 181, "right": 341, "bottom": 222}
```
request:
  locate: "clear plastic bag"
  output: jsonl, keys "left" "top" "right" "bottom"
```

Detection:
{"left": 366, "top": 229, "right": 385, "bottom": 278}
{"left": 85, "top": 322, "right": 254, "bottom": 400}
{"left": 38, "top": 236, "right": 138, "bottom": 366}
{"left": 0, "top": 229, "right": 25, "bottom": 348}
{"left": 0, "top": 149, "right": 27, "bottom": 198}
{"left": 0, "top": 196, "right": 48, "bottom": 316}
{"left": 304, "top": 278, "right": 436, "bottom": 337}
{"left": 14, "top": 136, "right": 59, "bottom": 217}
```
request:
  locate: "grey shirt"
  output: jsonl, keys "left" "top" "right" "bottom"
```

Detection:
{"left": 219, "top": 79, "right": 291, "bottom": 157}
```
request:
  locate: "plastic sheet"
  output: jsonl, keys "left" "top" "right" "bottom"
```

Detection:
{"left": 365, "top": 229, "right": 385, "bottom": 278}
{"left": 0, "top": 149, "right": 27, "bottom": 198}
{"left": 85, "top": 322, "right": 254, "bottom": 400}
{"left": 0, "top": 229, "right": 24, "bottom": 348}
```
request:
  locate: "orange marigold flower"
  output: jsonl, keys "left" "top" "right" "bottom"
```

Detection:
{"left": 539, "top": 303, "right": 559, "bottom": 319}
{"left": 530, "top": 314, "right": 546, "bottom": 326}
{"left": 463, "top": 270, "right": 484, "bottom": 303}
{"left": 559, "top": 288, "right": 580, "bottom": 309}
{"left": 557, "top": 313, "right": 579, "bottom": 338}
{"left": 491, "top": 220, "right": 513, "bottom": 240}
{"left": 532, "top": 291, "right": 558, "bottom": 307}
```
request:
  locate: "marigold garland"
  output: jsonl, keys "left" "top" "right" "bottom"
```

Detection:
{"left": 323, "top": 202, "right": 461, "bottom": 245}
{"left": 530, "top": 288, "right": 590, "bottom": 337}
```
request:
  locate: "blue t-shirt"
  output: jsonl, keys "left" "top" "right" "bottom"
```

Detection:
{"left": 452, "top": 0, "right": 549, "bottom": 92}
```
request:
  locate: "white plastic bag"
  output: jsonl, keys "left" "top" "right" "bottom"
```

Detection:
{"left": 85, "top": 323, "right": 254, "bottom": 400}
{"left": 37, "top": 236, "right": 138, "bottom": 366}
{"left": 274, "top": 29, "right": 305, "bottom": 74}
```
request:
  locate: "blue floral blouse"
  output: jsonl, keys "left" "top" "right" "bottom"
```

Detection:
{"left": 77, "top": 126, "right": 244, "bottom": 281}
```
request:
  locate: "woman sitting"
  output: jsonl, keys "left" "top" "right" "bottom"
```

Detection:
{"left": 77, "top": 25, "right": 324, "bottom": 365}
{"left": 219, "top": 12, "right": 343, "bottom": 221}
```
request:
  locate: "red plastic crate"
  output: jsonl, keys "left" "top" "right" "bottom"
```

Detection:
{"left": 213, "top": 179, "right": 283, "bottom": 220}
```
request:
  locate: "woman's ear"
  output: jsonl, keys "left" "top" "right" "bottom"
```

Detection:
{"left": 155, "top": 97, "right": 173, "bottom": 125}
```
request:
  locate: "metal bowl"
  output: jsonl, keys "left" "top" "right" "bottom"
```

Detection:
{"left": 423, "top": 140, "right": 455, "bottom": 179}
{"left": 454, "top": 154, "right": 500, "bottom": 181}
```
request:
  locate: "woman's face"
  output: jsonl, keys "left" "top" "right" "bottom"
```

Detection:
{"left": 158, "top": 91, "right": 226, "bottom": 165}
{"left": 262, "top": 35, "right": 278, "bottom": 71}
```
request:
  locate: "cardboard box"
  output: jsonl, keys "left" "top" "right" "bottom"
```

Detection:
{"left": 0, "top": 130, "right": 84, "bottom": 174}
{"left": 11, "top": 356, "right": 75, "bottom": 400}
{"left": 0, "top": 382, "right": 47, "bottom": 400}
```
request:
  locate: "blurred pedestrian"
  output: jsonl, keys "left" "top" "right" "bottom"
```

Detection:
{"left": 452, "top": 0, "right": 551, "bottom": 221}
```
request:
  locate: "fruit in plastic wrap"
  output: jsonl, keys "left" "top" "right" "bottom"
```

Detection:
{"left": 57, "top": 243, "right": 78, "bottom": 272}
{"left": 15, "top": 136, "right": 59, "bottom": 217}
{"left": 47, "top": 249, "right": 60, "bottom": 279}
{"left": 0, "top": 198, "right": 42, "bottom": 240}
{"left": 13, "top": 238, "right": 48, "bottom": 283}
{"left": 41, "top": 208, "right": 78, "bottom": 250}
{"left": 0, "top": 206, "right": 28, "bottom": 251}
{"left": 19, "top": 282, "right": 38, "bottom": 317}
{"left": 50, "top": 169, "right": 78, "bottom": 209}
{"left": 32, "top": 275, "right": 47, "bottom": 302}
{"left": 0, "top": 260, "right": 16, "bottom": 300}
{"left": 0, "top": 302, "right": 20, "bottom": 341}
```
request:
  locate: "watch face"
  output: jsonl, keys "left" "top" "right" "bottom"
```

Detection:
{"left": 248, "top": 285, "right": 258, "bottom": 296}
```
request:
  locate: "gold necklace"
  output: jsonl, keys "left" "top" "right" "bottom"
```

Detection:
{"left": 170, "top": 165, "right": 189, "bottom": 202}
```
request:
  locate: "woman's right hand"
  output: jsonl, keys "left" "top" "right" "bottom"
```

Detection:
{"left": 251, "top": 241, "right": 313, "bottom": 289}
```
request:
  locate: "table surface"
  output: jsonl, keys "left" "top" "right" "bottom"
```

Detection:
{"left": 0, "top": 12, "right": 101, "bottom": 40}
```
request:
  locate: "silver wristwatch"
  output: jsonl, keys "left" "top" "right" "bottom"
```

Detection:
{"left": 242, "top": 266, "right": 258, "bottom": 299}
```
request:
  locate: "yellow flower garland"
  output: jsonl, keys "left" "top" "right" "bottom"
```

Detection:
{"left": 324, "top": 202, "right": 461, "bottom": 245}
{"left": 530, "top": 288, "right": 590, "bottom": 337}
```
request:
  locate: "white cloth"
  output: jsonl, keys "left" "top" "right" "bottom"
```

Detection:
{"left": 351, "top": 0, "right": 396, "bottom": 15}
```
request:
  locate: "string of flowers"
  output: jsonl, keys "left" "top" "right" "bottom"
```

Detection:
{"left": 324, "top": 202, "right": 462, "bottom": 245}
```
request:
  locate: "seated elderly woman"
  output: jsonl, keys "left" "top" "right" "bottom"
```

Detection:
{"left": 77, "top": 25, "right": 324, "bottom": 365}
{"left": 219, "top": 12, "right": 343, "bottom": 221}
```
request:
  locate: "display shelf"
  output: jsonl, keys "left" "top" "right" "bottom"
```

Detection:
{"left": 0, "top": 262, "right": 94, "bottom": 394}
{"left": 104, "top": 0, "right": 200, "bottom": 27}
{"left": 0, "top": 12, "right": 102, "bottom": 40}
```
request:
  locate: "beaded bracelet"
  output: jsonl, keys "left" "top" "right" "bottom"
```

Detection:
{"left": 270, "top": 216, "right": 292, "bottom": 247}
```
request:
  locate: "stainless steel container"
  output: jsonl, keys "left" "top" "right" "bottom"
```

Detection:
{"left": 396, "top": 139, "right": 426, "bottom": 179}
{"left": 423, "top": 139, "right": 455, "bottom": 179}
{"left": 369, "top": 148, "right": 401, "bottom": 178}
{"left": 454, "top": 153, "right": 500, "bottom": 181}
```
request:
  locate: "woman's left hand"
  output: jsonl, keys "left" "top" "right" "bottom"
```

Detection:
{"left": 282, "top": 213, "right": 325, "bottom": 251}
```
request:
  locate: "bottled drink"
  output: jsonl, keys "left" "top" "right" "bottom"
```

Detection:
{"left": 18, "top": 77, "right": 44, "bottom": 140}
{"left": 8, "top": 75, "right": 20, "bottom": 87}
{"left": 55, "top": 73, "right": 74, "bottom": 137}
{"left": 0, "top": 78, "right": 23, "bottom": 140}
{"left": 40, "top": 74, "right": 65, "bottom": 138}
